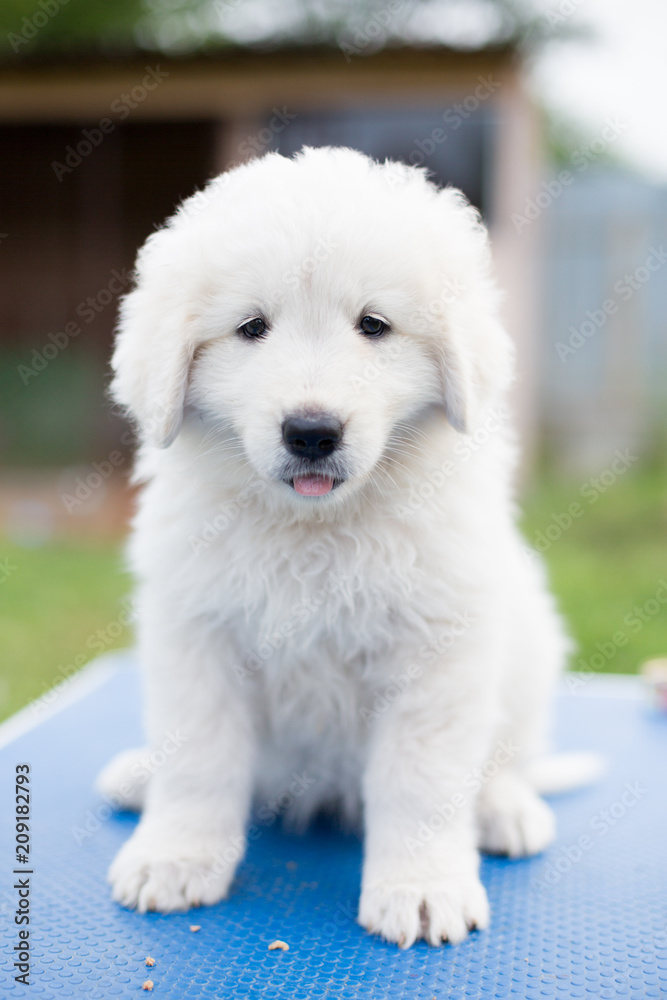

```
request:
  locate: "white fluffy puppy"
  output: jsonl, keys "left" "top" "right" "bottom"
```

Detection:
{"left": 100, "top": 146, "right": 574, "bottom": 948}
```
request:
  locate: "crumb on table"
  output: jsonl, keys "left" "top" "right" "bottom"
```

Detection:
{"left": 142, "top": 981, "right": 154, "bottom": 991}
{"left": 189, "top": 925, "right": 201, "bottom": 933}
{"left": 145, "top": 957, "right": 155, "bottom": 967}
{"left": 268, "top": 940, "right": 290, "bottom": 951}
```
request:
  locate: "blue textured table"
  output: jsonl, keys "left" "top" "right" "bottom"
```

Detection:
{"left": 1, "top": 653, "right": 666, "bottom": 998}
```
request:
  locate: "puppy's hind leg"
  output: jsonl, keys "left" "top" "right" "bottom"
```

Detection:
{"left": 96, "top": 748, "right": 150, "bottom": 812}
{"left": 476, "top": 768, "right": 556, "bottom": 858}
{"left": 476, "top": 551, "right": 568, "bottom": 859}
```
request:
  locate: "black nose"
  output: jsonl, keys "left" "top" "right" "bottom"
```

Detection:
{"left": 282, "top": 414, "right": 343, "bottom": 461}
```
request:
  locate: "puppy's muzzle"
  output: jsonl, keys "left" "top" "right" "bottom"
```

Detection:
{"left": 282, "top": 414, "right": 343, "bottom": 461}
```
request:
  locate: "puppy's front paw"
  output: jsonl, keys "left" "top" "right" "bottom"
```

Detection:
{"left": 477, "top": 773, "right": 556, "bottom": 858}
{"left": 358, "top": 860, "right": 489, "bottom": 948}
{"left": 108, "top": 829, "right": 241, "bottom": 913}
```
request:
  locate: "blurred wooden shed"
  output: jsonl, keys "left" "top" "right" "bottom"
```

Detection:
{"left": 0, "top": 44, "right": 542, "bottom": 457}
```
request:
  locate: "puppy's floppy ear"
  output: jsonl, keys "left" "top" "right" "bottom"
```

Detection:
{"left": 429, "top": 187, "right": 514, "bottom": 432}
{"left": 434, "top": 330, "right": 476, "bottom": 434}
{"left": 433, "top": 306, "right": 513, "bottom": 435}
{"left": 111, "top": 240, "right": 197, "bottom": 449}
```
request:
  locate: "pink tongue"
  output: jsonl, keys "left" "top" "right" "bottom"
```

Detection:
{"left": 293, "top": 475, "right": 334, "bottom": 496}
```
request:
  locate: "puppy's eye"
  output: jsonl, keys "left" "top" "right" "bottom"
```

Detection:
{"left": 359, "top": 314, "right": 389, "bottom": 338}
{"left": 238, "top": 317, "right": 267, "bottom": 339}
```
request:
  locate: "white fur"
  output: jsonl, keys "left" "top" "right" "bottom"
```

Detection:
{"left": 102, "top": 147, "right": 573, "bottom": 948}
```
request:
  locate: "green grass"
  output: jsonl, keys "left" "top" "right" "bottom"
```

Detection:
{"left": 521, "top": 462, "right": 667, "bottom": 676}
{"left": 0, "top": 538, "right": 130, "bottom": 723}
{"left": 1, "top": 462, "right": 665, "bottom": 723}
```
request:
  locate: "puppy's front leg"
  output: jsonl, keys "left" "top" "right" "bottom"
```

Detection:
{"left": 108, "top": 611, "right": 253, "bottom": 914}
{"left": 359, "top": 648, "right": 496, "bottom": 947}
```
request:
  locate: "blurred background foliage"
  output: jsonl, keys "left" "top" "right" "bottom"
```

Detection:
{"left": 0, "top": 0, "right": 566, "bottom": 60}
{"left": 0, "top": 350, "right": 109, "bottom": 466}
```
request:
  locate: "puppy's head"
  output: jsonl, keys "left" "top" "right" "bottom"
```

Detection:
{"left": 112, "top": 147, "right": 512, "bottom": 506}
